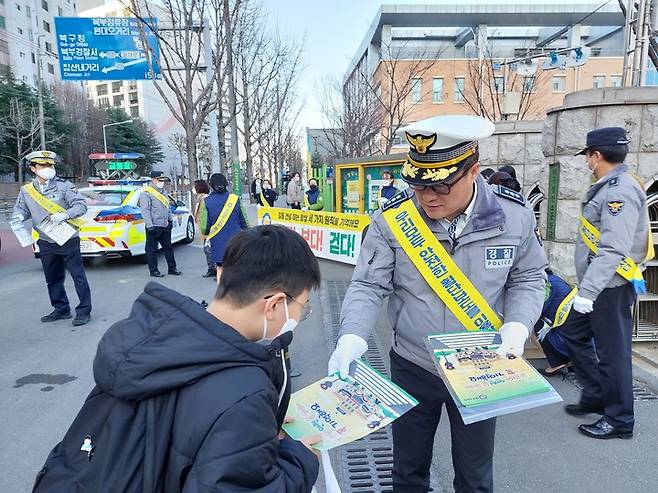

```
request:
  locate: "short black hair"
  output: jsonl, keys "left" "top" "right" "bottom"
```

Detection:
{"left": 382, "top": 170, "right": 393, "bottom": 179}
{"left": 586, "top": 145, "right": 628, "bottom": 164}
{"left": 215, "top": 225, "right": 321, "bottom": 306}
{"left": 480, "top": 168, "right": 495, "bottom": 179}
{"left": 209, "top": 173, "right": 228, "bottom": 193}
{"left": 497, "top": 165, "right": 517, "bottom": 179}
{"left": 193, "top": 180, "right": 210, "bottom": 194}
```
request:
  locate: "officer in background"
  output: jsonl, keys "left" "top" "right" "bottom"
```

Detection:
{"left": 378, "top": 170, "right": 401, "bottom": 207}
{"left": 561, "top": 127, "right": 653, "bottom": 439}
{"left": 139, "top": 171, "right": 181, "bottom": 278}
{"left": 12, "top": 151, "right": 92, "bottom": 326}
{"left": 303, "top": 178, "right": 324, "bottom": 211}
{"left": 329, "top": 115, "right": 547, "bottom": 492}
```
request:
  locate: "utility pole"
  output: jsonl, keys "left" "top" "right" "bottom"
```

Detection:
{"left": 36, "top": 34, "right": 46, "bottom": 150}
{"left": 202, "top": 20, "right": 221, "bottom": 175}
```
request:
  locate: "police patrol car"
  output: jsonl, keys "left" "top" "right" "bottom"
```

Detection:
{"left": 33, "top": 179, "right": 195, "bottom": 258}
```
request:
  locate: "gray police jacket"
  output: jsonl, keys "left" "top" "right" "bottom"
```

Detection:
{"left": 138, "top": 187, "right": 173, "bottom": 229}
{"left": 575, "top": 164, "right": 651, "bottom": 301}
{"left": 340, "top": 176, "right": 548, "bottom": 374}
{"left": 13, "top": 177, "right": 87, "bottom": 243}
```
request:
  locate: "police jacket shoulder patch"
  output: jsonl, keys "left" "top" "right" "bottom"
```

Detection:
{"left": 608, "top": 177, "right": 619, "bottom": 187}
{"left": 382, "top": 189, "right": 412, "bottom": 211}
{"left": 492, "top": 185, "right": 526, "bottom": 206}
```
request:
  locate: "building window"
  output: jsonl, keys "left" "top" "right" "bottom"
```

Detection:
{"left": 112, "top": 81, "right": 122, "bottom": 92}
{"left": 57, "top": 5, "right": 62, "bottom": 15}
{"left": 432, "top": 77, "right": 444, "bottom": 103}
{"left": 17, "top": 27, "right": 23, "bottom": 35}
{"left": 26, "top": 5, "right": 31, "bottom": 17}
{"left": 523, "top": 76, "right": 536, "bottom": 93}
{"left": 113, "top": 94, "right": 124, "bottom": 106}
{"left": 16, "top": 2, "right": 21, "bottom": 10}
{"left": 593, "top": 75, "right": 605, "bottom": 89}
{"left": 45, "top": 41, "right": 52, "bottom": 53}
{"left": 129, "top": 94, "right": 139, "bottom": 104}
{"left": 47, "top": 63, "right": 54, "bottom": 74}
{"left": 96, "top": 84, "right": 108, "bottom": 96}
{"left": 128, "top": 81, "right": 137, "bottom": 90}
{"left": 19, "top": 51, "right": 26, "bottom": 59}
{"left": 410, "top": 78, "right": 422, "bottom": 103}
{"left": 0, "top": 16, "right": 5, "bottom": 29}
{"left": 98, "top": 97, "right": 110, "bottom": 108}
{"left": 42, "top": 20, "right": 50, "bottom": 32}
{"left": 41, "top": 0, "right": 47, "bottom": 10}
{"left": 130, "top": 106, "right": 139, "bottom": 117}
{"left": 494, "top": 76, "right": 505, "bottom": 93}
{"left": 610, "top": 75, "right": 622, "bottom": 87}
{"left": 31, "top": 52, "right": 35, "bottom": 63}
{"left": 454, "top": 77, "right": 465, "bottom": 102}
{"left": 552, "top": 76, "right": 566, "bottom": 93}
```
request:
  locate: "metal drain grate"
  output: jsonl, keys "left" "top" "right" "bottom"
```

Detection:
{"left": 564, "top": 372, "right": 658, "bottom": 401}
{"left": 322, "top": 281, "right": 437, "bottom": 492}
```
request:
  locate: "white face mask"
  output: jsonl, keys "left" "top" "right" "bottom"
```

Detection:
{"left": 36, "top": 167, "right": 56, "bottom": 181}
{"left": 260, "top": 298, "right": 298, "bottom": 343}
{"left": 155, "top": 181, "right": 165, "bottom": 189}
{"left": 263, "top": 184, "right": 271, "bottom": 190}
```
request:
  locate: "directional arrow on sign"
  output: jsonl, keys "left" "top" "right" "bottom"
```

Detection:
{"left": 99, "top": 51, "right": 119, "bottom": 59}
{"left": 101, "top": 58, "right": 147, "bottom": 73}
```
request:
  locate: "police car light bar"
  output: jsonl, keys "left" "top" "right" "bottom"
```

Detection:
{"left": 88, "top": 152, "right": 146, "bottom": 160}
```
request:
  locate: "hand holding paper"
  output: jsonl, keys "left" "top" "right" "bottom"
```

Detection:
{"left": 328, "top": 334, "right": 368, "bottom": 378}
{"left": 496, "top": 322, "right": 529, "bottom": 357}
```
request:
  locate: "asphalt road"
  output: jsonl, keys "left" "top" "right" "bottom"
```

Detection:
{"left": 1, "top": 226, "right": 658, "bottom": 492}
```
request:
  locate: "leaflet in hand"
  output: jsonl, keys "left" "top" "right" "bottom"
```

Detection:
{"left": 9, "top": 217, "right": 35, "bottom": 247}
{"left": 37, "top": 216, "right": 76, "bottom": 246}
{"left": 427, "top": 331, "right": 562, "bottom": 424}
{"left": 283, "top": 360, "right": 417, "bottom": 450}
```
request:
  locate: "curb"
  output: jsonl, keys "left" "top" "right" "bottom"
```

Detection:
{"left": 632, "top": 351, "right": 658, "bottom": 394}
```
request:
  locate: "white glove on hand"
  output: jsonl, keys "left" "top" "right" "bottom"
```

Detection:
{"left": 496, "top": 322, "right": 529, "bottom": 357}
{"left": 572, "top": 295, "right": 594, "bottom": 314}
{"left": 11, "top": 214, "right": 25, "bottom": 223}
{"left": 537, "top": 322, "right": 551, "bottom": 342}
{"left": 328, "top": 334, "right": 368, "bottom": 379}
{"left": 50, "top": 212, "right": 69, "bottom": 225}
{"left": 302, "top": 207, "right": 309, "bottom": 212}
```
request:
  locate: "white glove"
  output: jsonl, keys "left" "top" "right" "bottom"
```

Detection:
{"left": 572, "top": 295, "right": 594, "bottom": 314}
{"left": 11, "top": 214, "right": 25, "bottom": 223}
{"left": 50, "top": 212, "right": 69, "bottom": 225}
{"left": 537, "top": 322, "right": 551, "bottom": 342}
{"left": 496, "top": 322, "right": 529, "bottom": 357}
{"left": 328, "top": 334, "right": 368, "bottom": 379}
{"left": 302, "top": 207, "right": 309, "bottom": 211}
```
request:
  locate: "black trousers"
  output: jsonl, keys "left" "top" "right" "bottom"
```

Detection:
{"left": 390, "top": 350, "right": 495, "bottom": 493}
{"left": 560, "top": 284, "right": 636, "bottom": 430}
{"left": 145, "top": 226, "right": 176, "bottom": 274}
{"left": 38, "top": 238, "right": 91, "bottom": 317}
{"left": 290, "top": 203, "right": 301, "bottom": 210}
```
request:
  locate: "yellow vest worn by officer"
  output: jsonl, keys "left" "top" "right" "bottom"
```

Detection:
{"left": 139, "top": 176, "right": 173, "bottom": 229}
{"left": 13, "top": 151, "right": 87, "bottom": 243}
{"left": 330, "top": 115, "right": 548, "bottom": 376}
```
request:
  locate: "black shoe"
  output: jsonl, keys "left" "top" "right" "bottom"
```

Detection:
{"left": 72, "top": 314, "right": 91, "bottom": 327}
{"left": 579, "top": 418, "right": 633, "bottom": 439}
{"left": 168, "top": 269, "right": 182, "bottom": 276}
{"left": 565, "top": 402, "right": 605, "bottom": 416}
{"left": 202, "top": 269, "right": 216, "bottom": 278}
{"left": 41, "top": 310, "right": 72, "bottom": 323}
{"left": 150, "top": 271, "right": 165, "bottom": 278}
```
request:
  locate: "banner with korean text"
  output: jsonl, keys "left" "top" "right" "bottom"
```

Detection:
{"left": 257, "top": 206, "right": 370, "bottom": 265}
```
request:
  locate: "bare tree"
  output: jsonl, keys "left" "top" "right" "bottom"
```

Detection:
{"left": 167, "top": 131, "right": 187, "bottom": 180}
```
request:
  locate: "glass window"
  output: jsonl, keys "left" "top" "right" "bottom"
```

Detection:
{"left": 130, "top": 106, "right": 139, "bottom": 117}
{"left": 129, "top": 93, "right": 139, "bottom": 104}
{"left": 432, "top": 77, "right": 443, "bottom": 103}
{"left": 28, "top": 29, "right": 33, "bottom": 41}
{"left": 98, "top": 97, "right": 109, "bottom": 108}
{"left": 0, "top": 16, "right": 5, "bottom": 29}
{"left": 593, "top": 75, "right": 605, "bottom": 89}
{"left": 19, "top": 51, "right": 25, "bottom": 58}
{"left": 26, "top": 5, "right": 31, "bottom": 17}
{"left": 81, "top": 190, "right": 130, "bottom": 206}
{"left": 523, "top": 76, "right": 536, "bottom": 93}
{"left": 610, "top": 75, "right": 622, "bottom": 87}
{"left": 31, "top": 52, "right": 35, "bottom": 63}
{"left": 494, "top": 76, "right": 505, "bottom": 93}
{"left": 96, "top": 84, "right": 108, "bottom": 96}
{"left": 552, "top": 76, "right": 566, "bottom": 92}
{"left": 47, "top": 63, "right": 54, "bottom": 74}
{"left": 113, "top": 94, "right": 123, "bottom": 106}
{"left": 128, "top": 81, "right": 137, "bottom": 90}
{"left": 15, "top": 3, "right": 21, "bottom": 10}
{"left": 411, "top": 78, "right": 422, "bottom": 103}
{"left": 112, "top": 81, "right": 123, "bottom": 92}
{"left": 42, "top": 20, "right": 50, "bottom": 32}
{"left": 41, "top": 0, "right": 47, "bottom": 10}
{"left": 454, "top": 77, "right": 465, "bottom": 102}
{"left": 45, "top": 41, "right": 52, "bottom": 53}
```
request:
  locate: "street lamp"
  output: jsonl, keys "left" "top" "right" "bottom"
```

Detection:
{"left": 103, "top": 119, "right": 134, "bottom": 153}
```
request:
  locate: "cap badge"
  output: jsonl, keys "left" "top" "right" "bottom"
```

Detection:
{"left": 406, "top": 133, "right": 437, "bottom": 154}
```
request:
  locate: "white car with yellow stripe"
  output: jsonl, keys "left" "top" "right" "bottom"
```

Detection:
{"left": 33, "top": 183, "right": 195, "bottom": 258}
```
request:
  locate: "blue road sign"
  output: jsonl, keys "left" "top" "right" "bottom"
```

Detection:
{"left": 54, "top": 17, "right": 161, "bottom": 81}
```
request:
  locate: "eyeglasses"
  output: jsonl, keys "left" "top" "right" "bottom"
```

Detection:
{"left": 264, "top": 292, "right": 313, "bottom": 322}
{"left": 409, "top": 164, "right": 473, "bottom": 195}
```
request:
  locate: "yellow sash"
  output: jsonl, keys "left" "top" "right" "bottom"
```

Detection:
{"left": 260, "top": 191, "right": 269, "bottom": 207}
{"left": 579, "top": 214, "right": 654, "bottom": 293}
{"left": 143, "top": 186, "right": 171, "bottom": 208}
{"left": 207, "top": 194, "right": 239, "bottom": 240}
{"left": 553, "top": 286, "right": 577, "bottom": 328}
{"left": 382, "top": 200, "right": 502, "bottom": 331}
{"left": 23, "top": 183, "right": 86, "bottom": 228}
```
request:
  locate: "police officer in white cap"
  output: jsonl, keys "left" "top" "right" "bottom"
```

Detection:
{"left": 328, "top": 115, "right": 547, "bottom": 492}
{"left": 561, "top": 127, "right": 653, "bottom": 439}
{"left": 12, "top": 151, "right": 92, "bottom": 326}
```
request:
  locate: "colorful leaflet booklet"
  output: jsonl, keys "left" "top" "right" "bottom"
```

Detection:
{"left": 427, "top": 331, "right": 562, "bottom": 424}
{"left": 283, "top": 360, "right": 418, "bottom": 450}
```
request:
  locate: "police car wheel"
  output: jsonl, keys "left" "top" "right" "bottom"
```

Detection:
{"left": 182, "top": 218, "right": 195, "bottom": 244}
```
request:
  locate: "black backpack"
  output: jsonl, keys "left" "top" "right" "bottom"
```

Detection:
{"left": 32, "top": 386, "right": 178, "bottom": 493}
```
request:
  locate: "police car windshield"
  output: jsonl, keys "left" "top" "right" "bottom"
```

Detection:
{"left": 81, "top": 190, "right": 129, "bottom": 206}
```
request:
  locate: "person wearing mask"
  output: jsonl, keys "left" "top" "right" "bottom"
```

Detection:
{"left": 12, "top": 150, "right": 92, "bottom": 326}
{"left": 251, "top": 173, "right": 262, "bottom": 203}
{"left": 199, "top": 173, "right": 249, "bottom": 278}
{"left": 258, "top": 179, "right": 278, "bottom": 207}
{"left": 192, "top": 179, "right": 216, "bottom": 278}
{"left": 378, "top": 170, "right": 401, "bottom": 207}
{"left": 561, "top": 127, "right": 653, "bottom": 439}
{"left": 139, "top": 171, "right": 181, "bottom": 278}
{"left": 287, "top": 172, "right": 303, "bottom": 209}
{"left": 328, "top": 115, "right": 547, "bottom": 492}
{"left": 303, "top": 178, "right": 324, "bottom": 211}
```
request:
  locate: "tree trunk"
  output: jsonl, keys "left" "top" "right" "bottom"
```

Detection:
{"left": 186, "top": 130, "right": 199, "bottom": 186}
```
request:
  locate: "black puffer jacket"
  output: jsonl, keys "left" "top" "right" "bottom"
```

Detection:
{"left": 93, "top": 282, "right": 318, "bottom": 492}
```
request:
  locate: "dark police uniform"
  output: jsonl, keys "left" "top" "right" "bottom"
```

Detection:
{"left": 562, "top": 127, "right": 652, "bottom": 439}
{"left": 13, "top": 152, "right": 91, "bottom": 324}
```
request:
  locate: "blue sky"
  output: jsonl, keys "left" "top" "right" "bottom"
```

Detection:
{"left": 265, "top": 0, "right": 612, "bottom": 131}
